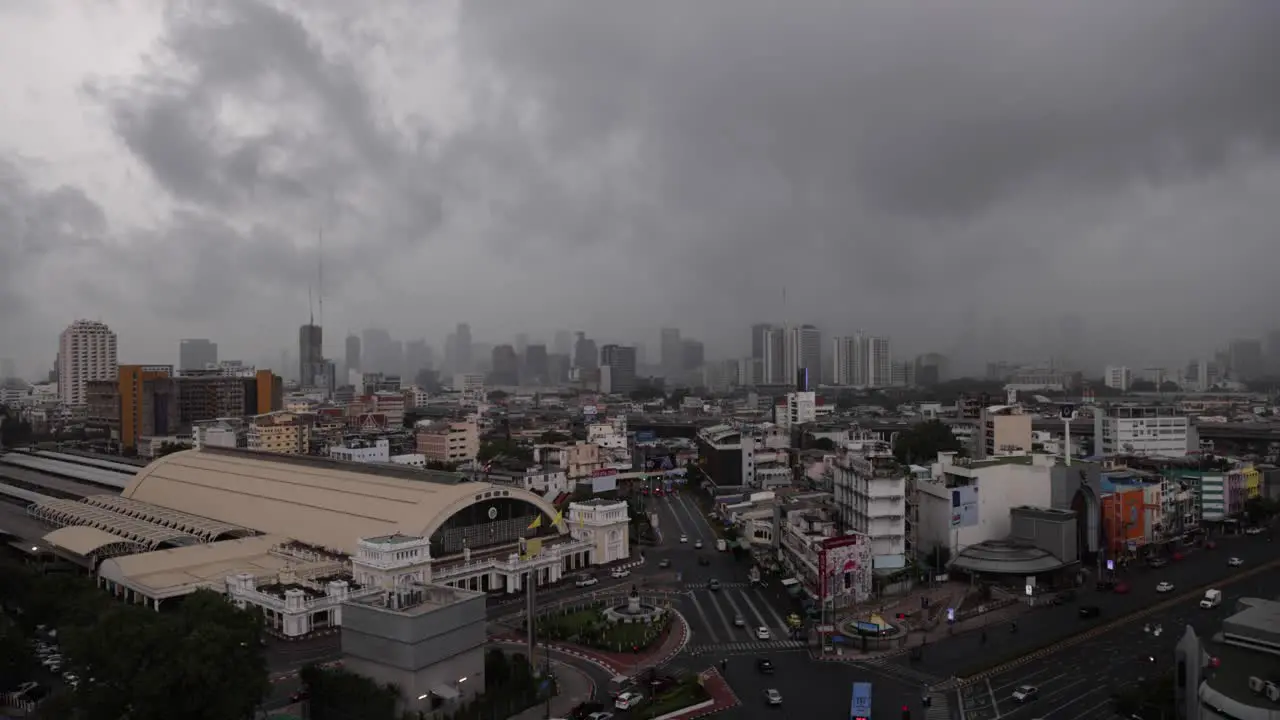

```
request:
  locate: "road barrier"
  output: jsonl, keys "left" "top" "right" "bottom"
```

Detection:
{"left": 939, "top": 554, "right": 1280, "bottom": 689}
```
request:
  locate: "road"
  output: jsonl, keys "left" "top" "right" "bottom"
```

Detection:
{"left": 886, "top": 530, "right": 1277, "bottom": 681}
{"left": 957, "top": 561, "right": 1280, "bottom": 720}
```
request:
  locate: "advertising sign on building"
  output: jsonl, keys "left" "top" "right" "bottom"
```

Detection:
{"left": 818, "top": 534, "right": 872, "bottom": 606}
{"left": 950, "top": 485, "right": 979, "bottom": 528}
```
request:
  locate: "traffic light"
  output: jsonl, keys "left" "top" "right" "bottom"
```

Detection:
{"left": 901, "top": 705, "right": 912, "bottom": 720}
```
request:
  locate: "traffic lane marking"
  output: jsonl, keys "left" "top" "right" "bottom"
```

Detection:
{"left": 1050, "top": 693, "right": 1117, "bottom": 720}
{"left": 673, "top": 491, "right": 718, "bottom": 543}
{"left": 957, "top": 681, "right": 1000, "bottom": 720}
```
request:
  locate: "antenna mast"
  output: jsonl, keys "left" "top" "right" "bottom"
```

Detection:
{"left": 317, "top": 229, "right": 324, "bottom": 330}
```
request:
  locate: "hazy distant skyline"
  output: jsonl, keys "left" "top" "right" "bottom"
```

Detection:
{"left": 3, "top": 1, "right": 1280, "bottom": 377}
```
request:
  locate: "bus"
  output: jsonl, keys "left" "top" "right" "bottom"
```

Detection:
{"left": 851, "top": 681, "right": 872, "bottom": 720}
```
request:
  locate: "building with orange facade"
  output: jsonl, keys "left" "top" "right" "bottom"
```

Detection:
{"left": 1101, "top": 484, "right": 1160, "bottom": 556}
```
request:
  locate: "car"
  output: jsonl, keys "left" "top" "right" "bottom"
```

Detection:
{"left": 1156, "top": 581, "right": 1175, "bottom": 593}
{"left": 611, "top": 568, "right": 631, "bottom": 579}
{"left": 1095, "top": 580, "right": 1115, "bottom": 591}
{"left": 614, "top": 692, "right": 643, "bottom": 710}
{"left": 709, "top": 579, "right": 721, "bottom": 591}
{"left": 757, "top": 658, "right": 775, "bottom": 674}
{"left": 1113, "top": 582, "right": 1131, "bottom": 594}
{"left": 734, "top": 615, "right": 746, "bottom": 627}
{"left": 1011, "top": 685, "right": 1038, "bottom": 703}
{"left": 698, "top": 556, "right": 711, "bottom": 566}
{"left": 1229, "top": 557, "right": 1244, "bottom": 567}
{"left": 680, "top": 535, "right": 689, "bottom": 543}
{"left": 756, "top": 626, "right": 771, "bottom": 640}
{"left": 586, "top": 712, "right": 614, "bottom": 720}
{"left": 764, "top": 688, "right": 783, "bottom": 705}
{"left": 576, "top": 576, "right": 599, "bottom": 588}
{"left": 1078, "top": 605, "right": 1101, "bottom": 619}
{"left": 1147, "top": 557, "right": 1168, "bottom": 568}
{"left": 694, "top": 540, "right": 704, "bottom": 549}
{"left": 1246, "top": 527, "right": 1265, "bottom": 535}
{"left": 659, "top": 558, "right": 671, "bottom": 568}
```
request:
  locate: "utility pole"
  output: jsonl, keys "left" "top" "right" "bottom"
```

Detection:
{"left": 526, "top": 569, "right": 537, "bottom": 671}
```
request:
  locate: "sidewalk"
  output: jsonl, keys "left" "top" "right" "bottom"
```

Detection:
{"left": 491, "top": 609, "right": 690, "bottom": 676}
{"left": 836, "top": 583, "right": 966, "bottom": 628}
{"left": 509, "top": 658, "right": 596, "bottom": 720}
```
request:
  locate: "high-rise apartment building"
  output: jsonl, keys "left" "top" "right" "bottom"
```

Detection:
{"left": 573, "top": 332, "right": 598, "bottom": 370}
{"left": 831, "top": 333, "right": 891, "bottom": 387}
{"left": 1104, "top": 365, "right": 1132, "bottom": 392}
{"left": 761, "top": 327, "right": 786, "bottom": 384}
{"left": 600, "top": 344, "right": 638, "bottom": 395}
{"left": 298, "top": 323, "right": 324, "bottom": 388}
{"left": 681, "top": 339, "right": 705, "bottom": 371}
{"left": 179, "top": 339, "right": 218, "bottom": 371}
{"left": 750, "top": 324, "right": 771, "bottom": 362}
{"left": 782, "top": 325, "right": 822, "bottom": 385}
{"left": 490, "top": 345, "right": 520, "bottom": 386}
{"left": 58, "top": 319, "right": 118, "bottom": 406}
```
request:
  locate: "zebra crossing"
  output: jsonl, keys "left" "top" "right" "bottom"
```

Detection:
{"left": 851, "top": 655, "right": 945, "bottom": 686}
{"left": 684, "top": 639, "right": 807, "bottom": 655}
{"left": 925, "top": 692, "right": 952, "bottom": 720}
{"left": 680, "top": 582, "right": 794, "bottom": 645}
{"left": 685, "top": 581, "right": 750, "bottom": 590}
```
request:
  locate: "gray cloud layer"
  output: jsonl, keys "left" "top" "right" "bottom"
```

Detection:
{"left": 3, "top": 0, "right": 1280, "bottom": 376}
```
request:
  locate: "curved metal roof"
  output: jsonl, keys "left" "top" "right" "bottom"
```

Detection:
{"left": 121, "top": 449, "right": 567, "bottom": 555}
{"left": 949, "top": 540, "right": 1069, "bottom": 575}
{"left": 43, "top": 525, "right": 144, "bottom": 557}
{"left": 28, "top": 498, "right": 202, "bottom": 549}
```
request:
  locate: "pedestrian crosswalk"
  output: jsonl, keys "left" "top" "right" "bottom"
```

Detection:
{"left": 684, "top": 639, "right": 807, "bottom": 655}
{"left": 852, "top": 656, "right": 945, "bottom": 686}
{"left": 681, "top": 583, "right": 795, "bottom": 645}
{"left": 686, "top": 581, "right": 751, "bottom": 590}
{"left": 925, "top": 692, "right": 952, "bottom": 720}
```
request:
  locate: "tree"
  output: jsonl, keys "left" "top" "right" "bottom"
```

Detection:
{"left": 1158, "top": 380, "right": 1180, "bottom": 392}
{"left": 487, "top": 390, "right": 510, "bottom": 403}
{"left": 478, "top": 439, "right": 532, "bottom": 464}
{"left": 893, "top": 420, "right": 962, "bottom": 465}
{"left": 811, "top": 437, "right": 836, "bottom": 451}
{"left": 834, "top": 390, "right": 856, "bottom": 410}
{"left": 300, "top": 664, "right": 399, "bottom": 720}
{"left": 0, "top": 614, "right": 39, "bottom": 690}
{"left": 154, "top": 441, "right": 189, "bottom": 458}
{"left": 539, "top": 430, "right": 571, "bottom": 444}
{"left": 1130, "top": 380, "right": 1157, "bottom": 392}
{"left": 629, "top": 387, "right": 663, "bottom": 402}
{"left": 1244, "top": 497, "right": 1280, "bottom": 525}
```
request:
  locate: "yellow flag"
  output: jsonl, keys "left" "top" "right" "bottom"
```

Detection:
{"left": 527, "top": 514, "right": 542, "bottom": 530}
{"left": 552, "top": 510, "right": 564, "bottom": 527}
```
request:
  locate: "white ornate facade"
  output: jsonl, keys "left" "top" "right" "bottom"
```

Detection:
{"left": 568, "top": 499, "right": 631, "bottom": 564}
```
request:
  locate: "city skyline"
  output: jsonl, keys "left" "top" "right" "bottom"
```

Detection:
{"left": 3, "top": 2, "right": 1280, "bottom": 377}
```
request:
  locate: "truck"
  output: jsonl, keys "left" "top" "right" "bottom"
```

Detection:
{"left": 1200, "top": 589, "right": 1222, "bottom": 609}
{"left": 716, "top": 538, "right": 727, "bottom": 552}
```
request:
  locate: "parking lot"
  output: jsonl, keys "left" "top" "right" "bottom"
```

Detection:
{"left": 956, "top": 576, "right": 1262, "bottom": 720}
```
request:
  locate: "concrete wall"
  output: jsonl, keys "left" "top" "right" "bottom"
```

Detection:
{"left": 1009, "top": 507, "right": 1078, "bottom": 564}
{"left": 342, "top": 593, "right": 487, "bottom": 671}
{"left": 344, "top": 646, "right": 485, "bottom": 714}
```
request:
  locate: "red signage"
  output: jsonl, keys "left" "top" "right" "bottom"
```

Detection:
{"left": 592, "top": 469, "right": 618, "bottom": 478}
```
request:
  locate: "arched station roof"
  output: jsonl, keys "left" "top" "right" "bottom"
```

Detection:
{"left": 43, "top": 525, "right": 145, "bottom": 558}
{"left": 121, "top": 448, "right": 567, "bottom": 556}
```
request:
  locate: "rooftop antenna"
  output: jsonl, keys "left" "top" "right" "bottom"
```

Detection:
{"left": 308, "top": 285, "right": 315, "bottom": 327}
{"left": 317, "top": 229, "right": 324, "bottom": 330}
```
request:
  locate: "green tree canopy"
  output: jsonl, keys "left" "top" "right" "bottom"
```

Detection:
{"left": 299, "top": 664, "right": 399, "bottom": 720}
{"left": 1130, "top": 379, "right": 1157, "bottom": 392}
{"left": 539, "top": 430, "right": 572, "bottom": 444}
{"left": 893, "top": 419, "right": 963, "bottom": 465}
{"left": 478, "top": 439, "right": 533, "bottom": 463}
{"left": 486, "top": 390, "right": 510, "bottom": 403}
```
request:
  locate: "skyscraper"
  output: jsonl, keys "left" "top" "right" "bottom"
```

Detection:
{"left": 524, "top": 344, "right": 549, "bottom": 385}
{"left": 660, "top": 328, "right": 682, "bottom": 378}
{"left": 573, "top": 332, "right": 598, "bottom": 370}
{"left": 345, "top": 334, "right": 361, "bottom": 376}
{"left": 782, "top": 325, "right": 822, "bottom": 385}
{"left": 58, "top": 319, "right": 118, "bottom": 406}
{"left": 762, "top": 327, "right": 786, "bottom": 384}
{"left": 832, "top": 333, "right": 891, "bottom": 387}
{"left": 454, "top": 323, "right": 473, "bottom": 373}
{"left": 490, "top": 345, "right": 520, "bottom": 386}
{"left": 179, "top": 339, "right": 218, "bottom": 372}
{"left": 600, "top": 344, "right": 638, "bottom": 394}
{"left": 298, "top": 323, "right": 324, "bottom": 388}
{"left": 750, "top": 323, "right": 772, "bottom": 361}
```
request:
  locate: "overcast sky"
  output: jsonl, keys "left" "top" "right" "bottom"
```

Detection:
{"left": 2, "top": 0, "right": 1279, "bottom": 378}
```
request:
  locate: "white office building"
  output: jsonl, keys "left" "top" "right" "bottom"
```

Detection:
{"left": 831, "top": 333, "right": 891, "bottom": 388}
{"left": 57, "top": 319, "right": 118, "bottom": 406}
{"left": 1101, "top": 405, "right": 1191, "bottom": 457}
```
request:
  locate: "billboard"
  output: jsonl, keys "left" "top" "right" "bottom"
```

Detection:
{"left": 636, "top": 430, "right": 657, "bottom": 443}
{"left": 850, "top": 682, "right": 872, "bottom": 720}
{"left": 818, "top": 534, "right": 872, "bottom": 605}
{"left": 951, "top": 485, "right": 979, "bottom": 528}
{"left": 591, "top": 475, "right": 618, "bottom": 494}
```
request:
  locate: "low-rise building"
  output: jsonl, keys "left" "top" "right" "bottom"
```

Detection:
{"left": 832, "top": 439, "right": 906, "bottom": 570}
{"left": 777, "top": 506, "right": 872, "bottom": 610}
{"left": 917, "top": 453, "right": 1056, "bottom": 559}
{"left": 1176, "top": 597, "right": 1280, "bottom": 719}
{"left": 415, "top": 420, "right": 479, "bottom": 465}
{"left": 247, "top": 411, "right": 312, "bottom": 454}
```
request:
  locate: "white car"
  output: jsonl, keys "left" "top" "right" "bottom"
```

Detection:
{"left": 1011, "top": 685, "right": 1038, "bottom": 703}
{"left": 756, "top": 626, "right": 771, "bottom": 640}
{"left": 679, "top": 535, "right": 689, "bottom": 543}
{"left": 1228, "top": 557, "right": 1244, "bottom": 567}
{"left": 614, "top": 692, "right": 643, "bottom": 710}
{"left": 694, "top": 540, "right": 703, "bottom": 549}
{"left": 764, "top": 688, "right": 783, "bottom": 705}
{"left": 1156, "top": 581, "right": 1175, "bottom": 593}
{"left": 1246, "top": 527, "right": 1265, "bottom": 535}
{"left": 611, "top": 568, "right": 631, "bottom": 579}
{"left": 576, "top": 576, "right": 599, "bottom": 588}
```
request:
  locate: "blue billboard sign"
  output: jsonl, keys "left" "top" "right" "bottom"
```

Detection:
{"left": 851, "top": 681, "right": 872, "bottom": 720}
{"left": 636, "top": 430, "right": 656, "bottom": 443}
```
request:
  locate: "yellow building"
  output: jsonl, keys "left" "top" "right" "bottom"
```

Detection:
{"left": 1243, "top": 466, "right": 1261, "bottom": 500}
{"left": 246, "top": 412, "right": 311, "bottom": 455}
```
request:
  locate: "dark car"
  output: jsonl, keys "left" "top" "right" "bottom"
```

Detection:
{"left": 698, "top": 556, "right": 711, "bottom": 566}
{"left": 1078, "top": 605, "right": 1101, "bottom": 619}
{"left": 757, "top": 658, "right": 775, "bottom": 674}
{"left": 1096, "top": 580, "right": 1115, "bottom": 591}
{"left": 1147, "top": 557, "right": 1168, "bottom": 568}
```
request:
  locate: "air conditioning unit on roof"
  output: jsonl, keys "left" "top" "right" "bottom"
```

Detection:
{"left": 1249, "top": 676, "right": 1264, "bottom": 693}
